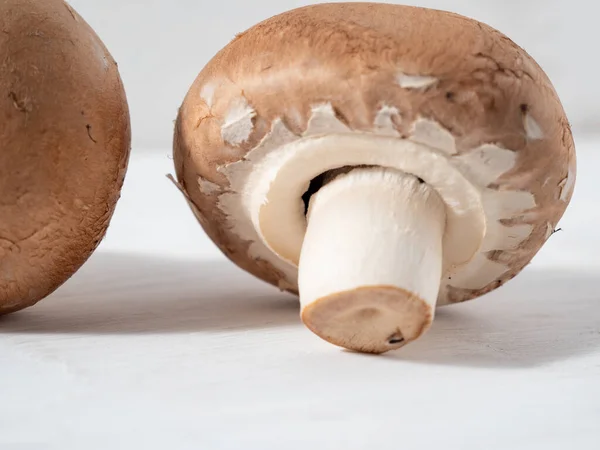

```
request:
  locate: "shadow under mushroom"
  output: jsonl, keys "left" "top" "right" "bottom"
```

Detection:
{"left": 1, "top": 251, "right": 598, "bottom": 369}
{"left": 0, "top": 251, "right": 300, "bottom": 334}
{"left": 387, "top": 268, "right": 600, "bottom": 368}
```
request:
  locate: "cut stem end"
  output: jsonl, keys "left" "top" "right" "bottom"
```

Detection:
{"left": 301, "top": 285, "right": 433, "bottom": 354}
{"left": 298, "top": 167, "right": 446, "bottom": 354}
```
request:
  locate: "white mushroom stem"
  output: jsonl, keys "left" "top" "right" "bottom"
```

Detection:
{"left": 298, "top": 167, "right": 447, "bottom": 353}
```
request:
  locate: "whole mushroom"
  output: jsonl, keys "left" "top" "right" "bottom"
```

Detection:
{"left": 173, "top": 3, "right": 576, "bottom": 353}
{"left": 0, "top": 0, "right": 131, "bottom": 315}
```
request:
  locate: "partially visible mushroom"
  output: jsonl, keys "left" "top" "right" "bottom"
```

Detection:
{"left": 173, "top": 3, "right": 576, "bottom": 353}
{"left": 0, "top": 0, "right": 131, "bottom": 315}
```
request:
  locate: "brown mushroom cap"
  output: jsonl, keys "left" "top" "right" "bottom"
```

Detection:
{"left": 174, "top": 3, "right": 575, "bottom": 305}
{"left": 0, "top": 0, "right": 131, "bottom": 315}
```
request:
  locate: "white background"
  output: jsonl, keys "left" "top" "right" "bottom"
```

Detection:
{"left": 1, "top": 1, "right": 599, "bottom": 449}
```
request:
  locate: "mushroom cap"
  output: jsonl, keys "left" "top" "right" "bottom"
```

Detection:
{"left": 174, "top": 2, "right": 576, "bottom": 305}
{"left": 0, "top": 0, "right": 131, "bottom": 314}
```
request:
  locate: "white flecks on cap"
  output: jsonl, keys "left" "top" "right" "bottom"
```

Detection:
{"left": 197, "top": 176, "right": 221, "bottom": 195}
{"left": 220, "top": 118, "right": 300, "bottom": 195}
{"left": 481, "top": 218, "right": 533, "bottom": 253}
{"left": 304, "top": 103, "right": 351, "bottom": 136}
{"left": 558, "top": 160, "right": 576, "bottom": 201}
{"left": 440, "top": 254, "right": 509, "bottom": 292}
{"left": 524, "top": 113, "right": 544, "bottom": 140}
{"left": 397, "top": 73, "right": 438, "bottom": 89}
{"left": 216, "top": 104, "right": 538, "bottom": 304}
{"left": 410, "top": 118, "right": 457, "bottom": 155}
{"left": 221, "top": 96, "right": 257, "bottom": 146}
{"left": 373, "top": 105, "right": 401, "bottom": 136}
{"left": 453, "top": 143, "right": 517, "bottom": 187}
{"left": 218, "top": 118, "right": 301, "bottom": 286}
{"left": 200, "top": 82, "right": 218, "bottom": 108}
{"left": 442, "top": 141, "right": 535, "bottom": 293}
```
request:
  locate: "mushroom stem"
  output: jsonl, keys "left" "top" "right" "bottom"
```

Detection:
{"left": 298, "top": 167, "right": 446, "bottom": 354}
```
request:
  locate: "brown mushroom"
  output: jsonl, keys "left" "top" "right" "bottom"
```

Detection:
{"left": 173, "top": 3, "right": 576, "bottom": 353}
{"left": 0, "top": 0, "right": 131, "bottom": 315}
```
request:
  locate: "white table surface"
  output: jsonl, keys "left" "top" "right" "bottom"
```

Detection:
{"left": 1, "top": 137, "right": 599, "bottom": 449}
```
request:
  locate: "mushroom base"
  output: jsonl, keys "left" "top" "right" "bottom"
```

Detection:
{"left": 302, "top": 286, "right": 432, "bottom": 354}
{"left": 298, "top": 167, "right": 446, "bottom": 353}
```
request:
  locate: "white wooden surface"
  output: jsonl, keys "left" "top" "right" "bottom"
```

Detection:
{"left": 1, "top": 137, "right": 599, "bottom": 449}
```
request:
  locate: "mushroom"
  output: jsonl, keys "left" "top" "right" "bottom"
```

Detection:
{"left": 0, "top": 0, "right": 131, "bottom": 315}
{"left": 173, "top": 3, "right": 576, "bottom": 353}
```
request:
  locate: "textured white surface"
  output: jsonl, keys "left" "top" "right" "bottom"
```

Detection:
{"left": 1, "top": 137, "right": 599, "bottom": 449}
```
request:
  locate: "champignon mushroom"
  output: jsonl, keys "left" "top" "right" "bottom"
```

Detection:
{"left": 0, "top": 0, "right": 131, "bottom": 315}
{"left": 173, "top": 3, "right": 576, "bottom": 353}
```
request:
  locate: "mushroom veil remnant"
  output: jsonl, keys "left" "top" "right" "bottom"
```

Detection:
{"left": 0, "top": 0, "right": 131, "bottom": 315}
{"left": 173, "top": 3, "right": 576, "bottom": 353}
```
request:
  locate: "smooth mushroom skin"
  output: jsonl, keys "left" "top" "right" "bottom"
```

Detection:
{"left": 173, "top": 3, "right": 575, "bottom": 348}
{"left": 0, "top": 0, "right": 131, "bottom": 315}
